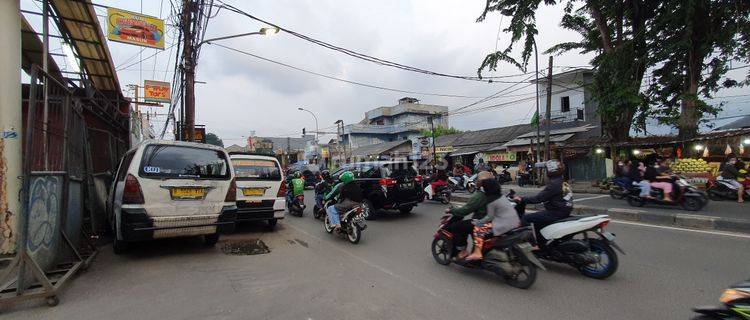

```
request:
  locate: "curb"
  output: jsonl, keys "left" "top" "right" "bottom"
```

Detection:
{"left": 451, "top": 195, "right": 750, "bottom": 234}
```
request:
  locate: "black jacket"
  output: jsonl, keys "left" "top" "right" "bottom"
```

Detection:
{"left": 523, "top": 176, "right": 573, "bottom": 214}
{"left": 315, "top": 179, "right": 333, "bottom": 195}
{"left": 339, "top": 182, "right": 363, "bottom": 203}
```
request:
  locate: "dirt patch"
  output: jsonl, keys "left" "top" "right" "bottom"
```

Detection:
{"left": 220, "top": 239, "right": 270, "bottom": 255}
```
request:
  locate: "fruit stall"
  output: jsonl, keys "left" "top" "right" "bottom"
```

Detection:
{"left": 670, "top": 158, "right": 718, "bottom": 189}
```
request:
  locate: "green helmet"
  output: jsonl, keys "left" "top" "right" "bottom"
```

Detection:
{"left": 293, "top": 171, "right": 302, "bottom": 178}
{"left": 340, "top": 171, "right": 354, "bottom": 183}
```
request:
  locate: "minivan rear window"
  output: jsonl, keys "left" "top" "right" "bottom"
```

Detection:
{"left": 139, "top": 145, "right": 230, "bottom": 179}
{"left": 232, "top": 159, "right": 281, "bottom": 181}
{"left": 382, "top": 163, "right": 418, "bottom": 178}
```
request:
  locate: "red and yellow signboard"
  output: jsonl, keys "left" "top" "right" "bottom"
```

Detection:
{"left": 107, "top": 8, "right": 165, "bottom": 49}
{"left": 483, "top": 151, "right": 517, "bottom": 162}
{"left": 143, "top": 80, "right": 171, "bottom": 103}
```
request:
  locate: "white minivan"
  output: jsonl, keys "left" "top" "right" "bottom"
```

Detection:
{"left": 228, "top": 153, "right": 285, "bottom": 229}
{"left": 108, "top": 140, "right": 237, "bottom": 254}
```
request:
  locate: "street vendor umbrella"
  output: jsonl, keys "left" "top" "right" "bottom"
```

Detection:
{"left": 725, "top": 144, "right": 733, "bottom": 155}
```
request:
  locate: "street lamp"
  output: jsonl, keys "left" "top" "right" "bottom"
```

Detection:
{"left": 298, "top": 107, "right": 319, "bottom": 164}
{"left": 200, "top": 26, "right": 279, "bottom": 46}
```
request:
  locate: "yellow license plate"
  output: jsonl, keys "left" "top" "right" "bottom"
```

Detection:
{"left": 171, "top": 187, "right": 205, "bottom": 199}
{"left": 242, "top": 188, "right": 265, "bottom": 196}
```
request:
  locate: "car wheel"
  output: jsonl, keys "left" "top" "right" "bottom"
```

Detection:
{"left": 362, "top": 199, "right": 377, "bottom": 220}
{"left": 267, "top": 218, "right": 278, "bottom": 230}
{"left": 399, "top": 206, "right": 414, "bottom": 214}
{"left": 112, "top": 220, "right": 128, "bottom": 255}
{"left": 204, "top": 233, "right": 220, "bottom": 246}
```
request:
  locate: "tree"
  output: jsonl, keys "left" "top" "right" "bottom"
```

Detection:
{"left": 476, "top": 0, "right": 658, "bottom": 141}
{"left": 205, "top": 132, "right": 224, "bottom": 147}
{"left": 646, "top": 0, "right": 750, "bottom": 139}
{"left": 420, "top": 126, "right": 464, "bottom": 138}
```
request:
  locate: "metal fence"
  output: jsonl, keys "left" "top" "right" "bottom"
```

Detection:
{"left": 0, "top": 65, "right": 98, "bottom": 307}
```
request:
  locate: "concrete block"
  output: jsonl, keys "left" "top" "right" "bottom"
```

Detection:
{"left": 714, "top": 218, "right": 750, "bottom": 234}
{"left": 606, "top": 208, "right": 642, "bottom": 221}
{"left": 638, "top": 212, "right": 675, "bottom": 225}
{"left": 674, "top": 214, "right": 716, "bottom": 230}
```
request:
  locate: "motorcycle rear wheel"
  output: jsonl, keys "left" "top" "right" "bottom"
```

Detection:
{"left": 441, "top": 193, "right": 451, "bottom": 204}
{"left": 431, "top": 237, "right": 453, "bottom": 265}
{"left": 466, "top": 184, "right": 477, "bottom": 194}
{"left": 347, "top": 221, "right": 361, "bottom": 244}
{"left": 323, "top": 216, "right": 334, "bottom": 233}
{"left": 579, "top": 239, "right": 618, "bottom": 279}
{"left": 682, "top": 197, "right": 703, "bottom": 211}
{"left": 627, "top": 196, "right": 646, "bottom": 207}
{"left": 502, "top": 249, "right": 537, "bottom": 289}
{"left": 313, "top": 205, "right": 324, "bottom": 219}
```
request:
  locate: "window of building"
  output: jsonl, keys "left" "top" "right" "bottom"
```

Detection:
{"left": 561, "top": 96, "right": 571, "bottom": 112}
{"left": 376, "top": 119, "right": 384, "bottom": 125}
{"left": 577, "top": 109, "right": 584, "bottom": 120}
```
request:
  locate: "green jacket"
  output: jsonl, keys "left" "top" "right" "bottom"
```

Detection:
{"left": 291, "top": 178, "right": 305, "bottom": 196}
{"left": 451, "top": 192, "right": 500, "bottom": 220}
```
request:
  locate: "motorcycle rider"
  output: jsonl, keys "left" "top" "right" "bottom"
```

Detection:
{"left": 315, "top": 170, "right": 334, "bottom": 209}
{"left": 720, "top": 155, "right": 744, "bottom": 203}
{"left": 514, "top": 160, "right": 573, "bottom": 232}
{"left": 324, "top": 171, "right": 363, "bottom": 231}
{"left": 646, "top": 159, "right": 674, "bottom": 202}
{"left": 474, "top": 158, "right": 489, "bottom": 173}
{"left": 465, "top": 179, "right": 520, "bottom": 261}
{"left": 445, "top": 171, "right": 497, "bottom": 259}
{"left": 428, "top": 169, "right": 449, "bottom": 200}
{"left": 287, "top": 171, "right": 305, "bottom": 205}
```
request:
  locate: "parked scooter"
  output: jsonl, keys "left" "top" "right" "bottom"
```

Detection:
{"left": 448, "top": 173, "right": 477, "bottom": 193}
{"left": 692, "top": 280, "right": 750, "bottom": 319}
{"left": 322, "top": 200, "right": 367, "bottom": 244}
{"left": 706, "top": 178, "right": 750, "bottom": 201}
{"left": 497, "top": 168, "right": 512, "bottom": 185}
{"left": 430, "top": 213, "right": 544, "bottom": 289}
{"left": 423, "top": 184, "right": 452, "bottom": 204}
{"left": 510, "top": 190, "right": 624, "bottom": 279}
{"left": 627, "top": 176, "right": 708, "bottom": 211}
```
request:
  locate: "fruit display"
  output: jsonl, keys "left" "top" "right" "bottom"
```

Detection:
{"left": 671, "top": 158, "right": 711, "bottom": 173}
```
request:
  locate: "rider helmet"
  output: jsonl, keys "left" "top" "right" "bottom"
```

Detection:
{"left": 321, "top": 170, "right": 331, "bottom": 180}
{"left": 293, "top": 171, "right": 302, "bottom": 179}
{"left": 340, "top": 171, "right": 354, "bottom": 184}
{"left": 545, "top": 160, "right": 565, "bottom": 178}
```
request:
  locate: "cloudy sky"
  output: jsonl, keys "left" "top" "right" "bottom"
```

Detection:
{"left": 21, "top": 0, "right": 749, "bottom": 144}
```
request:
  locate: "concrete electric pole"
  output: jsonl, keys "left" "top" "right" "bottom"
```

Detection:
{"left": 544, "top": 56, "right": 553, "bottom": 162}
{"left": 182, "top": 0, "right": 196, "bottom": 142}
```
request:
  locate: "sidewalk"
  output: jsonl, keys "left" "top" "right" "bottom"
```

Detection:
{"left": 451, "top": 187, "right": 750, "bottom": 234}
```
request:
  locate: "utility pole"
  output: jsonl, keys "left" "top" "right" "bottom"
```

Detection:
{"left": 544, "top": 56, "right": 553, "bottom": 161}
{"left": 0, "top": 0, "right": 22, "bottom": 254}
{"left": 182, "top": 0, "right": 196, "bottom": 142}
{"left": 428, "top": 116, "right": 437, "bottom": 171}
{"left": 287, "top": 136, "right": 291, "bottom": 167}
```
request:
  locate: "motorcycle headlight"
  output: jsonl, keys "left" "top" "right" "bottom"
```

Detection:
{"left": 720, "top": 289, "right": 750, "bottom": 304}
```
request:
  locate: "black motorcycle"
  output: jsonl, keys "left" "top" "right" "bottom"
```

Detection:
{"left": 497, "top": 170, "right": 512, "bottom": 185}
{"left": 287, "top": 193, "right": 305, "bottom": 216}
{"left": 312, "top": 181, "right": 332, "bottom": 220}
{"left": 322, "top": 200, "right": 367, "bottom": 244}
{"left": 626, "top": 176, "right": 708, "bottom": 211}
{"left": 692, "top": 280, "right": 750, "bottom": 319}
{"left": 431, "top": 213, "right": 544, "bottom": 289}
{"left": 706, "top": 179, "right": 750, "bottom": 201}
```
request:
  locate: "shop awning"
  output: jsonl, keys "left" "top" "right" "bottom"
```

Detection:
{"left": 448, "top": 145, "right": 489, "bottom": 157}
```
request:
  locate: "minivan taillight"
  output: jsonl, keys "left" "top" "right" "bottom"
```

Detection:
{"left": 379, "top": 178, "right": 397, "bottom": 187}
{"left": 277, "top": 178, "right": 287, "bottom": 197}
{"left": 225, "top": 178, "right": 237, "bottom": 202}
{"left": 123, "top": 174, "right": 145, "bottom": 204}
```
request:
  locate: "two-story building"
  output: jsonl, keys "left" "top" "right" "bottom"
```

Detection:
{"left": 339, "top": 97, "right": 449, "bottom": 149}
{"left": 534, "top": 68, "right": 602, "bottom": 137}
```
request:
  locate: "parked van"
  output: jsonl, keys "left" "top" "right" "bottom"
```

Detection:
{"left": 108, "top": 140, "right": 237, "bottom": 254}
{"left": 228, "top": 153, "right": 285, "bottom": 229}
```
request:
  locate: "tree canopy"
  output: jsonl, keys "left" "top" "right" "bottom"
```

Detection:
{"left": 420, "top": 126, "right": 464, "bottom": 138}
{"left": 204, "top": 132, "right": 224, "bottom": 147}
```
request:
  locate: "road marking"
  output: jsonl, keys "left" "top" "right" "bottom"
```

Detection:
{"left": 573, "top": 195, "right": 609, "bottom": 202}
{"left": 611, "top": 220, "right": 750, "bottom": 239}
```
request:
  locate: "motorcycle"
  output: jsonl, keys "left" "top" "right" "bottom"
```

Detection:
{"left": 287, "top": 193, "right": 306, "bottom": 216}
{"left": 609, "top": 178, "right": 631, "bottom": 200}
{"left": 423, "top": 184, "right": 452, "bottom": 204}
{"left": 706, "top": 178, "right": 750, "bottom": 201}
{"left": 627, "top": 176, "right": 708, "bottom": 211}
{"left": 322, "top": 200, "right": 367, "bottom": 244}
{"left": 510, "top": 190, "right": 624, "bottom": 279}
{"left": 430, "top": 213, "right": 545, "bottom": 289}
{"left": 692, "top": 280, "right": 750, "bottom": 319}
{"left": 312, "top": 181, "right": 332, "bottom": 220}
{"left": 448, "top": 174, "right": 477, "bottom": 193}
{"left": 497, "top": 170, "right": 512, "bottom": 185}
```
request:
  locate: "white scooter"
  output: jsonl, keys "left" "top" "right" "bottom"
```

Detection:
{"left": 509, "top": 190, "right": 625, "bottom": 279}
{"left": 448, "top": 173, "right": 477, "bottom": 193}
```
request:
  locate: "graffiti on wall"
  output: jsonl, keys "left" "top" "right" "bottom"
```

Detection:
{"left": 27, "top": 176, "right": 61, "bottom": 260}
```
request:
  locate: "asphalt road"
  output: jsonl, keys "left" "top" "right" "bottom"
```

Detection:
{"left": 4, "top": 190, "right": 749, "bottom": 320}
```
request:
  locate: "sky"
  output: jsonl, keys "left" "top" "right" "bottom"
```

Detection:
{"left": 20, "top": 0, "right": 750, "bottom": 144}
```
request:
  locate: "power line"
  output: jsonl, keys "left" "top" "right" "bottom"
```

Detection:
{"left": 210, "top": 43, "right": 491, "bottom": 99}
{"left": 214, "top": 1, "right": 537, "bottom": 83}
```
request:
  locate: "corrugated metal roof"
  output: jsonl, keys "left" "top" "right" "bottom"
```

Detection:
{"left": 716, "top": 116, "right": 750, "bottom": 131}
{"left": 502, "top": 133, "right": 575, "bottom": 148}
{"left": 350, "top": 140, "right": 411, "bottom": 157}
{"left": 435, "top": 124, "right": 534, "bottom": 148}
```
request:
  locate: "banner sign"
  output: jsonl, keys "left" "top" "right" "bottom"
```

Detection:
{"left": 107, "top": 8, "right": 165, "bottom": 49}
{"left": 181, "top": 127, "right": 205, "bottom": 143}
{"left": 143, "top": 80, "right": 171, "bottom": 103}
{"left": 435, "top": 146, "right": 455, "bottom": 154}
{"left": 483, "top": 151, "right": 517, "bottom": 162}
